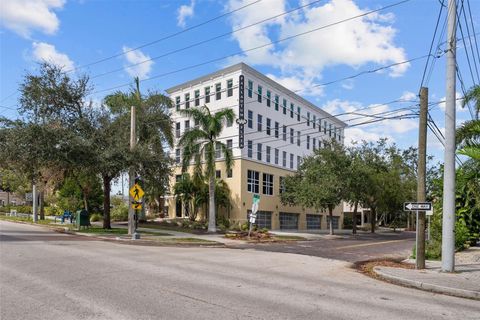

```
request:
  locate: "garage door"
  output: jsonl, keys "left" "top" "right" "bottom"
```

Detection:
{"left": 279, "top": 212, "right": 298, "bottom": 230}
{"left": 247, "top": 210, "right": 272, "bottom": 229}
{"left": 326, "top": 216, "right": 340, "bottom": 229}
{"left": 306, "top": 214, "right": 322, "bottom": 229}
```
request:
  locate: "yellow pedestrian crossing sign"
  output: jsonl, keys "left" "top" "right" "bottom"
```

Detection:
{"left": 129, "top": 183, "right": 144, "bottom": 201}
{"left": 131, "top": 202, "right": 142, "bottom": 210}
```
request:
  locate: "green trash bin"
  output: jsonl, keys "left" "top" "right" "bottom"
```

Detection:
{"left": 76, "top": 209, "right": 90, "bottom": 229}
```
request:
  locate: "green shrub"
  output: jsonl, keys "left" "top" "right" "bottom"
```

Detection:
{"left": 455, "top": 219, "right": 471, "bottom": 250}
{"left": 217, "top": 215, "right": 231, "bottom": 228}
{"left": 90, "top": 213, "right": 103, "bottom": 222}
{"left": 343, "top": 216, "right": 353, "bottom": 229}
{"left": 240, "top": 222, "right": 249, "bottom": 231}
{"left": 111, "top": 203, "right": 128, "bottom": 221}
{"left": 44, "top": 206, "right": 61, "bottom": 216}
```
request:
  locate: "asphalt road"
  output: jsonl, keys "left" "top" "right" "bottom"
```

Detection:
{"left": 1, "top": 221, "right": 479, "bottom": 320}
{"left": 234, "top": 231, "right": 416, "bottom": 262}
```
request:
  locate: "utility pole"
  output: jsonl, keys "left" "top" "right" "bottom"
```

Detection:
{"left": 416, "top": 87, "right": 428, "bottom": 270}
{"left": 128, "top": 105, "right": 138, "bottom": 237}
{"left": 442, "top": 0, "right": 457, "bottom": 273}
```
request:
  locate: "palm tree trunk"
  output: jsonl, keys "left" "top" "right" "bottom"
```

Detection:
{"left": 39, "top": 189, "right": 45, "bottom": 220}
{"left": 208, "top": 174, "right": 216, "bottom": 232}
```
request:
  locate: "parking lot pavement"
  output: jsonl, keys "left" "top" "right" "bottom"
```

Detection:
{"left": 230, "top": 231, "right": 416, "bottom": 262}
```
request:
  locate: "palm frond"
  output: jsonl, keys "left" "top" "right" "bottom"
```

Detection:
{"left": 458, "top": 146, "right": 480, "bottom": 160}
{"left": 456, "top": 120, "right": 480, "bottom": 147}
{"left": 462, "top": 85, "right": 480, "bottom": 118}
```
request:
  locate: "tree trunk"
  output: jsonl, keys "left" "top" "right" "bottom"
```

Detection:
{"left": 328, "top": 205, "right": 334, "bottom": 235}
{"left": 352, "top": 201, "right": 358, "bottom": 235}
{"left": 83, "top": 193, "right": 89, "bottom": 213}
{"left": 102, "top": 176, "right": 111, "bottom": 229}
{"left": 6, "top": 192, "right": 10, "bottom": 206}
{"left": 370, "top": 207, "right": 376, "bottom": 233}
{"left": 208, "top": 174, "right": 216, "bottom": 233}
{"left": 39, "top": 189, "right": 45, "bottom": 220}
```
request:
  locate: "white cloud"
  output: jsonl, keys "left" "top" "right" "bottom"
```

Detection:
{"left": 32, "top": 41, "right": 74, "bottom": 70}
{"left": 0, "top": 0, "right": 65, "bottom": 38}
{"left": 400, "top": 91, "right": 417, "bottom": 102}
{"left": 266, "top": 73, "right": 324, "bottom": 96}
{"left": 122, "top": 46, "right": 154, "bottom": 80}
{"left": 177, "top": 0, "right": 195, "bottom": 28}
{"left": 225, "top": 0, "right": 409, "bottom": 95}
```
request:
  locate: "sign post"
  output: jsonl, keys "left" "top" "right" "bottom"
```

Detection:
{"left": 248, "top": 194, "right": 260, "bottom": 238}
{"left": 237, "top": 75, "right": 245, "bottom": 149}
{"left": 129, "top": 182, "right": 144, "bottom": 239}
{"left": 404, "top": 202, "right": 432, "bottom": 268}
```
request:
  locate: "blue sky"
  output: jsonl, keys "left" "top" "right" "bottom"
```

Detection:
{"left": 1, "top": 0, "right": 479, "bottom": 166}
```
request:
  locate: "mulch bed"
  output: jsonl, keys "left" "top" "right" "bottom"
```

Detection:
{"left": 354, "top": 259, "right": 415, "bottom": 279}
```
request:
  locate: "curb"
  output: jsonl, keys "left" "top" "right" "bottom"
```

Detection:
{"left": 373, "top": 266, "right": 480, "bottom": 300}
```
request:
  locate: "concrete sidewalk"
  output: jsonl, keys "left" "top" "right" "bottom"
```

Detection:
{"left": 374, "top": 246, "right": 480, "bottom": 300}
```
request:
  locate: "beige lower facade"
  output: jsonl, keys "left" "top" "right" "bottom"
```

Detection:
{"left": 166, "top": 159, "right": 344, "bottom": 231}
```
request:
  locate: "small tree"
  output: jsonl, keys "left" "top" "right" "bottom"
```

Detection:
{"left": 178, "top": 106, "right": 235, "bottom": 232}
{"left": 281, "top": 141, "right": 350, "bottom": 235}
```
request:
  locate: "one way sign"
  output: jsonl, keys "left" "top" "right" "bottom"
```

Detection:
{"left": 403, "top": 202, "right": 432, "bottom": 211}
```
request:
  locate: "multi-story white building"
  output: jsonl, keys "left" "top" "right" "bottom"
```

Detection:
{"left": 166, "top": 63, "right": 347, "bottom": 230}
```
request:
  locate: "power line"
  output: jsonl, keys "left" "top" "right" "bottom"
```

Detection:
{"left": 466, "top": 0, "right": 480, "bottom": 76}
{"left": 90, "top": 0, "right": 326, "bottom": 80}
{"left": 66, "top": 0, "right": 263, "bottom": 73}
{"left": 91, "top": 0, "right": 411, "bottom": 95}
{"left": 459, "top": 0, "right": 480, "bottom": 83}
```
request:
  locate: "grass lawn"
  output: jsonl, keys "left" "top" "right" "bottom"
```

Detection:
{"left": 137, "top": 222, "right": 204, "bottom": 234}
{"left": 151, "top": 237, "right": 219, "bottom": 244}
{"left": 0, "top": 214, "right": 54, "bottom": 225}
{"left": 272, "top": 235, "right": 308, "bottom": 241}
{"left": 71, "top": 226, "right": 171, "bottom": 236}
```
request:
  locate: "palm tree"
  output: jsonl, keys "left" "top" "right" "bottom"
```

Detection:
{"left": 457, "top": 85, "right": 480, "bottom": 160}
{"left": 178, "top": 106, "right": 235, "bottom": 232}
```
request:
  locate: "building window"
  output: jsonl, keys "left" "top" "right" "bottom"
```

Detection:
{"left": 175, "top": 96, "right": 180, "bottom": 111}
{"left": 194, "top": 90, "right": 200, "bottom": 106}
{"left": 275, "top": 148, "right": 279, "bottom": 165}
{"left": 185, "top": 93, "right": 190, "bottom": 109}
{"left": 266, "top": 118, "right": 271, "bottom": 135}
{"left": 297, "top": 106, "right": 301, "bottom": 121}
{"left": 175, "top": 149, "right": 181, "bottom": 164}
{"left": 282, "top": 151, "right": 287, "bottom": 167}
{"left": 257, "top": 85, "right": 262, "bottom": 103}
{"left": 227, "top": 169, "right": 233, "bottom": 178}
{"left": 247, "top": 80, "right": 253, "bottom": 98}
{"left": 185, "top": 120, "right": 190, "bottom": 132}
{"left": 307, "top": 112, "right": 310, "bottom": 126}
{"left": 227, "top": 79, "right": 233, "bottom": 97}
{"left": 262, "top": 173, "right": 274, "bottom": 195}
{"left": 290, "top": 128, "right": 294, "bottom": 144}
{"left": 307, "top": 135, "right": 310, "bottom": 150}
{"left": 247, "top": 170, "right": 259, "bottom": 193}
{"left": 227, "top": 116, "right": 233, "bottom": 127}
{"left": 215, "top": 142, "right": 222, "bottom": 159}
{"left": 205, "top": 87, "right": 210, "bottom": 103}
{"left": 279, "top": 176, "right": 285, "bottom": 194}
{"left": 216, "top": 170, "right": 221, "bottom": 178}
{"left": 318, "top": 119, "right": 322, "bottom": 132}
{"left": 266, "top": 146, "right": 271, "bottom": 163}
{"left": 215, "top": 83, "right": 221, "bottom": 100}
{"left": 175, "top": 122, "right": 181, "bottom": 138}
{"left": 313, "top": 115, "right": 316, "bottom": 129}
{"left": 266, "top": 90, "right": 271, "bottom": 107}
{"left": 333, "top": 126, "right": 337, "bottom": 139}
{"left": 257, "top": 114, "right": 262, "bottom": 132}
{"left": 297, "top": 131, "right": 300, "bottom": 146}
{"left": 194, "top": 118, "right": 199, "bottom": 128}
{"left": 274, "top": 95, "right": 279, "bottom": 111}
{"left": 290, "top": 103, "right": 294, "bottom": 118}
{"left": 227, "top": 139, "right": 233, "bottom": 150}
{"left": 283, "top": 125, "right": 287, "bottom": 141}
{"left": 329, "top": 124, "right": 333, "bottom": 137}
{"left": 283, "top": 99, "right": 287, "bottom": 115}
{"left": 297, "top": 156, "right": 301, "bottom": 169}
{"left": 313, "top": 138, "right": 316, "bottom": 150}
{"left": 274, "top": 122, "right": 279, "bottom": 138}
{"left": 248, "top": 110, "right": 253, "bottom": 129}
{"left": 324, "top": 121, "right": 327, "bottom": 134}
{"left": 338, "top": 129, "right": 342, "bottom": 142}
{"left": 247, "top": 140, "right": 253, "bottom": 158}
{"left": 257, "top": 143, "right": 262, "bottom": 161}
{"left": 290, "top": 153, "right": 294, "bottom": 169}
